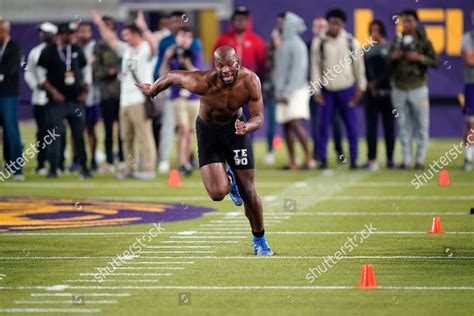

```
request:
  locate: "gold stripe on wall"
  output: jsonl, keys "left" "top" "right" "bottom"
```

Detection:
{"left": 199, "top": 9, "right": 219, "bottom": 63}
{"left": 354, "top": 9, "right": 373, "bottom": 48}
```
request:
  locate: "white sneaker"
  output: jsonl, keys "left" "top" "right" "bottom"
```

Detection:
{"left": 263, "top": 152, "right": 275, "bottom": 165}
{"left": 99, "top": 163, "right": 116, "bottom": 175}
{"left": 37, "top": 168, "right": 48, "bottom": 176}
{"left": 133, "top": 171, "right": 156, "bottom": 180}
{"left": 464, "top": 160, "right": 473, "bottom": 172}
{"left": 14, "top": 174, "right": 25, "bottom": 181}
{"left": 368, "top": 161, "right": 379, "bottom": 172}
{"left": 158, "top": 161, "right": 170, "bottom": 174}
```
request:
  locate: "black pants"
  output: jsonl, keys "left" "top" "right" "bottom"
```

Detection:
{"left": 152, "top": 114, "right": 162, "bottom": 154}
{"left": 100, "top": 98, "right": 123, "bottom": 164}
{"left": 365, "top": 94, "right": 395, "bottom": 162}
{"left": 45, "top": 102, "right": 88, "bottom": 172}
{"left": 33, "top": 105, "right": 48, "bottom": 169}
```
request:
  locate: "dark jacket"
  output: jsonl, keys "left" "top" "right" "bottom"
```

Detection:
{"left": 389, "top": 28, "right": 439, "bottom": 90}
{"left": 0, "top": 39, "right": 22, "bottom": 96}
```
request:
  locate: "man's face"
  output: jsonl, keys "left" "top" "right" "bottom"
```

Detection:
{"left": 104, "top": 20, "right": 115, "bottom": 32}
{"left": 40, "top": 31, "right": 54, "bottom": 43}
{"left": 402, "top": 15, "right": 417, "bottom": 34}
{"left": 215, "top": 55, "right": 240, "bottom": 85}
{"left": 313, "top": 18, "right": 328, "bottom": 37}
{"left": 369, "top": 24, "right": 382, "bottom": 42}
{"left": 58, "top": 32, "right": 72, "bottom": 45}
{"left": 232, "top": 15, "right": 248, "bottom": 33}
{"left": 169, "top": 16, "right": 185, "bottom": 34}
{"left": 175, "top": 31, "right": 193, "bottom": 48}
{"left": 276, "top": 16, "right": 284, "bottom": 33}
{"left": 77, "top": 25, "right": 92, "bottom": 43}
{"left": 327, "top": 17, "right": 343, "bottom": 37}
{"left": 0, "top": 22, "right": 9, "bottom": 42}
{"left": 158, "top": 17, "right": 170, "bottom": 30}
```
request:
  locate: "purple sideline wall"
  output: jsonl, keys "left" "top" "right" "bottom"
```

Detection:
{"left": 9, "top": 0, "right": 473, "bottom": 138}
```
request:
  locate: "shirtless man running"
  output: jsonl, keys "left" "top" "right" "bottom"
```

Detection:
{"left": 136, "top": 45, "right": 274, "bottom": 255}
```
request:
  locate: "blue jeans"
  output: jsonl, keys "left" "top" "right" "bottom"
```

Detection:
{"left": 0, "top": 96, "right": 23, "bottom": 174}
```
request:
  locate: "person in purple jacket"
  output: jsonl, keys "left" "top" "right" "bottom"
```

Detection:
{"left": 159, "top": 26, "right": 203, "bottom": 176}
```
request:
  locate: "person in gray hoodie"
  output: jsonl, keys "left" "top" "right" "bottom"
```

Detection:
{"left": 273, "top": 12, "right": 315, "bottom": 170}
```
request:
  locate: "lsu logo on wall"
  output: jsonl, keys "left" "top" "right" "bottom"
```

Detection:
{"left": 355, "top": 8, "right": 464, "bottom": 55}
{"left": 0, "top": 197, "right": 214, "bottom": 232}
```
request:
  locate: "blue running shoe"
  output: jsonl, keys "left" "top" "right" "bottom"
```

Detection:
{"left": 253, "top": 236, "right": 274, "bottom": 256}
{"left": 226, "top": 165, "right": 243, "bottom": 206}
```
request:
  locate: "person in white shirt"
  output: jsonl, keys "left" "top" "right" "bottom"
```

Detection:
{"left": 92, "top": 10, "right": 157, "bottom": 180}
{"left": 24, "top": 22, "right": 57, "bottom": 175}
{"left": 310, "top": 8, "right": 367, "bottom": 169}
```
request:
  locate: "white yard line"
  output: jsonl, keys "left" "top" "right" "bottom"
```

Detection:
{"left": 4, "top": 285, "right": 474, "bottom": 291}
{"left": 30, "top": 293, "right": 130, "bottom": 297}
{"left": 122, "top": 261, "right": 194, "bottom": 265}
{"left": 15, "top": 300, "right": 117, "bottom": 305}
{"left": 145, "top": 246, "right": 213, "bottom": 249}
{"left": 140, "top": 250, "right": 215, "bottom": 254}
{"left": 0, "top": 308, "right": 101, "bottom": 313}
{"left": 160, "top": 241, "right": 239, "bottom": 244}
{"left": 80, "top": 273, "right": 170, "bottom": 276}
{"left": 113, "top": 267, "right": 184, "bottom": 270}
{"left": 63, "top": 280, "right": 165, "bottom": 283}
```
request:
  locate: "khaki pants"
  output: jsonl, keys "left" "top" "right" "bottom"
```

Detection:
{"left": 120, "top": 103, "right": 156, "bottom": 172}
{"left": 173, "top": 97, "right": 200, "bottom": 131}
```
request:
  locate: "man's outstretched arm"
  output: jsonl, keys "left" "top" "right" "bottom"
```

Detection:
{"left": 235, "top": 73, "right": 264, "bottom": 135}
{"left": 136, "top": 70, "right": 207, "bottom": 98}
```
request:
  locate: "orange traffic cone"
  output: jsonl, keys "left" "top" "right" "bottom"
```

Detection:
{"left": 356, "top": 264, "right": 379, "bottom": 288}
{"left": 272, "top": 135, "right": 282, "bottom": 150}
{"left": 428, "top": 216, "right": 444, "bottom": 234}
{"left": 438, "top": 169, "right": 451, "bottom": 186}
{"left": 168, "top": 169, "right": 182, "bottom": 187}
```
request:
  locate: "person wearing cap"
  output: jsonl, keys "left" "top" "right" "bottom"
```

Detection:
{"left": 37, "top": 22, "right": 91, "bottom": 178}
{"left": 24, "top": 22, "right": 57, "bottom": 176}
{"left": 214, "top": 7, "right": 266, "bottom": 79}
{"left": 0, "top": 18, "right": 24, "bottom": 181}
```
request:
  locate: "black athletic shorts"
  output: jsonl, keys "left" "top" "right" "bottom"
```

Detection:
{"left": 195, "top": 116, "right": 255, "bottom": 170}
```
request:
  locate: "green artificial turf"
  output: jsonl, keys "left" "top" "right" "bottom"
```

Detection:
{"left": 0, "top": 122, "right": 473, "bottom": 315}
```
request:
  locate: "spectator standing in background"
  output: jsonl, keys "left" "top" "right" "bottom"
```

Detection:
{"left": 149, "top": 14, "right": 171, "bottom": 160}
{"left": 37, "top": 22, "right": 90, "bottom": 179}
{"left": 461, "top": 22, "right": 474, "bottom": 171}
{"left": 310, "top": 8, "right": 367, "bottom": 170}
{"left": 24, "top": 22, "right": 57, "bottom": 176}
{"left": 0, "top": 19, "right": 23, "bottom": 181}
{"left": 273, "top": 12, "right": 315, "bottom": 171}
{"left": 92, "top": 10, "right": 157, "bottom": 180}
{"left": 363, "top": 20, "right": 395, "bottom": 171}
{"left": 77, "top": 22, "right": 100, "bottom": 171}
{"left": 262, "top": 12, "right": 285, "bottom": 166}
{"left": 153, "top": 11, "right": 201, "bottom": 174}
{"left": 389, "top": 9, "right": 439, "bottom": 170}
{"left": 214, "top": 7, "right": 266, "bottom": 124}
{"left": 92, "top": 16, "right": 124, "bottom": 174}
{"left": 159, "top": 26, "right": 203, "bottom": 176}
{"left": 214, "top": 7, "right": 266, "bottom": 78}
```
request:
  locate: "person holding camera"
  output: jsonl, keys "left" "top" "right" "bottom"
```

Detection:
{"left": 160, "top": 26, "right": 203, "bottom": 176}
{"left": 389, "top": 9, "right": 439, "bottom": 170}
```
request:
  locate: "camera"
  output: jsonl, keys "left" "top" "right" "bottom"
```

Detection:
{"left": 174, "top": 46, "right": 194, "bottom": 60}
{"left": 395, "top": 34, "right": 417, "bottom": 51}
